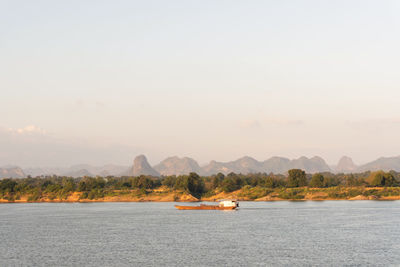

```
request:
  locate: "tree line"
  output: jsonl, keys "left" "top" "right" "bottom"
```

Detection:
{"left": 1, "top": 169, "right": 399, "bottom": 200}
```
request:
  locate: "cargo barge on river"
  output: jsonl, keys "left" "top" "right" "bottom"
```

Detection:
{"left": 175, "top": 200, "right": 239, "bottom": 210}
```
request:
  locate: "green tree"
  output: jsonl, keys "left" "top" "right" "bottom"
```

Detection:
{"left": 384, "top": 173, "right": 396, "bottom": 186}
{"left": 0, "top": 179, "right": 17, "bottom": 194}
{"left": 77, "top": 181, "right": 87, "bottom": 191}
{"left": 220, "top": 178, "right": 237, "bottom": 192}
{"left": 370, "top": 172, "right": 386, "bottom": 187}
{"left": 219, "top": 173, "right": 243, "bottom": 192}
{"left": 309, "top": 173, "right": 324, "bottom": 188}
{"left": 132, "top": 176, "right": 154, "bottom": 189}
{"left": 263, "top": 176, "right": 276, "bottom": 188}
{"left": 174, "top": 173, "right": 204, "bottom": 196}
{"left": 371, "top": 172, "right": 397, "bottom": 187}
{"left": 41, "top": 180, "right": 53, "bottom": 190}
{"left": 62, "top": 177, "right": 76, "bottom": 192}
{"left": 345, "top": 174, "right": 356, "bottom": 186}
{"left": 162, "top": 176, "right": 177, "bottom": 188}
{"left": 287, "top": 169, "right": 307, "bottom": 187}
{"left": 186, "top": 172, "right": 204, "bottom": 195}
{"left": 212, "top": 173, "right": 225, "bottom": 189}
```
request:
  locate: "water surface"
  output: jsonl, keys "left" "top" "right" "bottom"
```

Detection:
{"left": 1, "top": 201, "right": 399, "bottom": 266}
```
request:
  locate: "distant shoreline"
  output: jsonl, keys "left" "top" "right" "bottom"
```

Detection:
{"left": 2, "top": 199, "right": 400, "bottom": 203}
{"left": 2, "top": 188, "right": 400, "bottom": 203}
{"left": 2, "top": 171, "right": 400, "bottom": 204}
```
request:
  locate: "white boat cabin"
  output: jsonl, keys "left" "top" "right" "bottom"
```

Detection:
{"left": 218, "top": 200, "right": 239, "bottom": 208}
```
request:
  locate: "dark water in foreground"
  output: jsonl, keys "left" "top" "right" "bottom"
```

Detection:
{"left": 1, "top": 201, "right": 400, "bottom": 266}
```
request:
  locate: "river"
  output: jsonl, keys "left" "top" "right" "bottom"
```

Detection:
{"left": 1, "top": 201, "right": 400, "bottom": 266}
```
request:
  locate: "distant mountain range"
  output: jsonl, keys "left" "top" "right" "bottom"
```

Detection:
{"left": 154, "top": 156, "right": 202, "bottom": 176}
{"left": 125, "top": 155, "right": 160, "bottom": 177}
{"left": 20, "top": 164, "right": 128, "bottom": 178}
{"left": 335, "top": 156, "right": 357, "bottom": 173}
{"left": 2, "top": 155, "right": 400, "bottom": 178}
{"left": 0, "top": 166, "right": 25, "bottom": 178}
{"left": 122, "top": 155, "right": 400, "bottom": 177}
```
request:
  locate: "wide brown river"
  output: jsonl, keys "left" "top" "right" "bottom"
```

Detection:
{"left": 1, "top": 201, "right": 400, "bottom": 266}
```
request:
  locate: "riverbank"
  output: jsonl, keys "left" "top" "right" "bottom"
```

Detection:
{"left": 202, "top": 186, "right": 400, "bottom": 201}
{"left": 2, "top": 186, "right": 400, "bottom": 203}
{"left": 0, "top": 188, "right": 199, "bottom": 203}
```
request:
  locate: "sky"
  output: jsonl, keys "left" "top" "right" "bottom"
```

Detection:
{"left": 1, "top": 0, "right": 400, "bottom": 167}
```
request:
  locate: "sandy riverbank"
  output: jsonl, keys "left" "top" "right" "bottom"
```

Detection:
{"left": 2, "top": 187, "right": 400, "bottom": 203}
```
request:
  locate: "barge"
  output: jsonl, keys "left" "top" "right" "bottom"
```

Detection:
{"left": 175, "top": 200, "right": 239, "bottom": 210}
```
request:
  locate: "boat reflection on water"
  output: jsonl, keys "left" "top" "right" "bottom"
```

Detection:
{"left": 175, "top": 200, "right": 239, "bottom": 210}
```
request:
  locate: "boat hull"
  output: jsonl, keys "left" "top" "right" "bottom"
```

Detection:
{"left": 174, "top": 205, "right": 236, "bottom": 210}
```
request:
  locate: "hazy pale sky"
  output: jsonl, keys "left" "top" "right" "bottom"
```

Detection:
{"left": 1, "top": 0, "right": 400, "bottom": 167}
